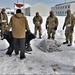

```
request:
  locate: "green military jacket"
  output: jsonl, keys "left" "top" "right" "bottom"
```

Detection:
{"left": 0, "top": 13, "right": 8, "bottom": 25}
{"left": 63, "top": 14, "right": 75, "bottom": 28}
{"left": 46, "top": 16, "right": 58, "bottom": 29}
{"left": 33, "top": 15, "right": 43, "bottom": 26}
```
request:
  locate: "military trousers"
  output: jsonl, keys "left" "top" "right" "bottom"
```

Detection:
{"left": 47, "top": 28, "right": 56, "bottom": 39}
{"left": 34, "top": 26, "right": 42, "bottom": 38}
{"left": 0, "top": 24, "right": 6, "bottom": 37}
{"left": 14, "top": 38, "right": 26, "bottom": 57}
{"left": 65, "top": 27, "right": 73, "bottom": 44}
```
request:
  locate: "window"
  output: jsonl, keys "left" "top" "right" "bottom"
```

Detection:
{"left": 62, "top": 11, "right": 64, "bottom": 14}
{"left": 68, "top": 5, "right": 70, "bottom": 8}
{"left": 60, "top": 6, "right": 62, "bottom": 9}
{"left": 60, "top": 12, "right": 61, "bottom": 14}
{"left": 7, "top": 12, "right": 9, "bottom": 14}
{"left": 65, "top": 6, "right": 67, "bottom": 8}
{"left": 11, "top": 12, "right": 14, "bottom": 15}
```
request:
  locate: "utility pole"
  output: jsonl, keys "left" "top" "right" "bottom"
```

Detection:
{"left": 23, "top": 0, "right": 25, "bottom": 15}
{"left": 17, "top": 0, "right": 18, "bottom": 3}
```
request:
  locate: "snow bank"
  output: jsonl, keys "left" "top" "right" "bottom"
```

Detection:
{"left": 0, "top": 15, "right": 75, "bottom": 74}
{"left": 37, "top": 39, "right": 62, "bottom": 52}
{"left": 0, "top": 39, "right": 9, "bottom": 51}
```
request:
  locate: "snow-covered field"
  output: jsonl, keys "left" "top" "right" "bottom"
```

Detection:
{"left": 0, "top": 15, "right": 75, "bottom": 74}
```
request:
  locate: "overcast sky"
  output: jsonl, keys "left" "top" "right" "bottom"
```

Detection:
{"left": 0, "top": 0, "right": 74, "bottom": 8}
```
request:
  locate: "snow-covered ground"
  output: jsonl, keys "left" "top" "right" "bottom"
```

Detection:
{"left": 0, "top": 16, "right": 75, "bottom": 74}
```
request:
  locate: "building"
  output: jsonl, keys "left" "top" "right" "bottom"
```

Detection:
{"left": 25, "top": 3, "right": 50, "bottom": 16}
{"left": 0, "top": 7, "right": 14, "bottom": 15}
{"left": 0, "top": 3, "right": 50, "bottom": 16}
{"left": 14, "top": 3, "right": 31, "bottom": 14}
{"left": 51, "top": 1, "right": 75, "bottom": 16}
{"left": 6, "top": 9, "right": 14, "bottom": 15}
{"left": 0, "top": 8, "right": 2, "bottom": 12}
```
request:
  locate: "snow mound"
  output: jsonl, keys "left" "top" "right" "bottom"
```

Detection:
{"left": 37, "top": 39, "right": 62, "bottom": 52}
{"left": 0, "top": 39, "right": 9, "bottom": 51}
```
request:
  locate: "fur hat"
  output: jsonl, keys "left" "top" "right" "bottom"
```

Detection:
{"left": 2, "top": 8, "right": 5, "bottom": 11}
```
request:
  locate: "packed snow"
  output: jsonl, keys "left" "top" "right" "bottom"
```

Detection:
{"left": 0, "top": 15, "right": 75, "bottom": 74}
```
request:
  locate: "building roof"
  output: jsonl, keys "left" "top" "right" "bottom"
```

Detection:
{"left": 55, "top": 1, "right": 75, "bottom": 6}
{"left": 24, "top": 4, "right": 31, "bottom": 8}
{"left": 6, "top": 9, "right": 14, "bottom": 12}
{"left": 14, "top": 3, "right": 31, "bottom": 9}
{"left": 32, "top": 3, "right": 49, "bottom": 8}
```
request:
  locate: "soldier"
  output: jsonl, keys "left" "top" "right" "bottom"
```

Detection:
{"left": 33, "top": 12, "right": 43, "bottom": 38}
{"left": 63, "top": 10, "right": 75, "bottom": 46}
{"left": 0, "top": 8, "right": 8, "bottom": 39}
{"left": 45, "top": 11, "right": 58, "bottom": 39}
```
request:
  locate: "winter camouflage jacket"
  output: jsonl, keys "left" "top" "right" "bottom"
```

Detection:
{"left": 6, "top": 13, "right": 30, "bottom": 38}
{"left": 63, "top": 14, "right": 75, "bottom": 28}
{"left": 46, "top": 16, "right": 58, "bottom": 29}
{"left": 0, "top": 13, "right": 8, "bottom": 25}
{"left": 33, "top": 15, "right": 43, "bottom": 26}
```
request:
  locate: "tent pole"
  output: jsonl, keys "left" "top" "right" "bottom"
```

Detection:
{"left": 14, "top": 3, "right": 15, "bottom": 14}
{"left": 17, "top": 0, "right": 18, "bottom": 3}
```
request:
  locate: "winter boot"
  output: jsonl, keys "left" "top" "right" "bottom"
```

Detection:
{"left": 52, "top": 37, "right": 54, "bottom": 40}
{"left": 63, "top": 41, "right": 68, "bottom": 44}
{"left": 47, "top": 36, "right": 50, "bottom": 39}
{"left": 39, "top": 36, "right": 41, "bottom": 39}
{"left": 20, "top": 55, "right": 26, "bottom": 60}
{"left": 67, "top": 43, "right": 72, "bottom": 46}
{"left": 6, "top": 52, "right": 12, "bottom": 57}
{"left": 1, "top": 35, "right": 4, "bottom": 40}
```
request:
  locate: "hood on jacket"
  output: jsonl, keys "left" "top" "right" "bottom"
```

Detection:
{"left": 15, "top": 13, "right": 24, "bottom": 18}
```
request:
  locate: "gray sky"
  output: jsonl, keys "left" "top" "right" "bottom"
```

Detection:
{"left": 0, "top": 0, "right": 74, "bottom": 8}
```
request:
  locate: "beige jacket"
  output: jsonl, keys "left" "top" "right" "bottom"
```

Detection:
{"left": 6, "top": 13, "right": 29, "bottom": 38}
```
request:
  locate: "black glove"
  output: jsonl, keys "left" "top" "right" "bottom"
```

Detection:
{"left": 27, "top": 30, "right": 30, "bottom": 33}
{"left": 63, "top": 26, "right": 65, "bottom": 30}
{"left": 0, "top": 23, "right": 2, "bottom": 26}
{"left": 4, "top": 30, "right": 9, "bottom": 35}
{"left": 63, "top": 27, "right": 64, "bottom": 30}
{"left": 7, "top": 23, "right": 8, "bottom": 25}
{"left": 26, "top": 30, "right": 30, "bottom": 35}
{"left": 46, "top": 25, "right": 47, "bottom": 29}
{"left": 54, "top": 26, "right": 57, "bottom": 30}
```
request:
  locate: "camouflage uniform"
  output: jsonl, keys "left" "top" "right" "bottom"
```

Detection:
{"left": 46, "top": 16, "right": 58, "bottom": 39}
{"left": 63, "top": 14, "right": 75, "bottom": 45}
{"left": 33, "top": 15, "right": 43, "bottom": 38}
{"left": 0, "top": 10, "right": 8, "bottom": 38}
